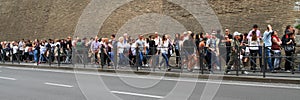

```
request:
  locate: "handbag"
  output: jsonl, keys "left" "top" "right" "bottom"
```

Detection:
{"left": 284, "top": 44, "right": 294, "bottom": 52}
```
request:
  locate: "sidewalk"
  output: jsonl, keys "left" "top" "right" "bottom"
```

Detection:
{"left": 1, "top": 62, "right": 300, "bottom": 84}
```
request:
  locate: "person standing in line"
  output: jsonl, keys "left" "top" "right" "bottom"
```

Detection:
{"left": 18, "top": 39, "right": 25, "bottom": 62}
{"left": 110, "top": 34, "right": 117, "bottom": 67}
{"left": 148, "top": 35, "right": 156, "bottom": 68}
{"left": 91, "top": 36, "right": 100, "bottom": 64}
{"left": 225, "top": 32, "right": 249, "bottom": 74}
{"left": 129, "top": 39, "right": 137, "bottom": 66}
{"left": 271, "top": 31, "right": 282, "bottom": 72}
{"left": 173, "top": 33, "right": 181, "bottom": 67}
{"left": 248, "top": 31, "right": 260, "bottom": 71}
{"left": 117, "top": 37, "right": 126, "bottom": 67}
{"left": 135, "top": 35, "right": 146, "bottom": 68}
{"left": 153, "top": 32, "right": 162, "bottom": 67}
{"left": 262, "top": 25, "right": 274, "bottom": 72}
{"left": 33, "top": 39, "right": 40, "bottom": 64}
{"left": 159, "top": 35, "right": 171, "bottom": 71}
{"left": 12, "top": 42, "right": 19, "bottom": 62}
{"left": 206, "top": 31, "right": 220, "bottom": 72}
{"left": 283, "top": 25, "right": 296, "bottom": 72}
{"left": 247, "top": 25, "right": 263, "bottom": 69}
{"left": 222, "top": 29, "right": 233, "bottom": 67}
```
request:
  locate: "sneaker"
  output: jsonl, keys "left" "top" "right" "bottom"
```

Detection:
{"left": 242, "top": 71, "right": 249, "bottom": 75}
{"left": 285, "top": 70, "right": 291, "bottom": 73}
{"left": 167, "top": 68, "right": 171, "bottom": 71}
{"left": 187, "top": 68, "right": 193, "bottom": 72}
{"left": 225, "top": 71, "right": 230, "bottom": 74}
{"left": 216, "top": 66, "right": 220, "bottom": 70}
{"left": 209, "top": 70, "right": 214, "bottom": 74}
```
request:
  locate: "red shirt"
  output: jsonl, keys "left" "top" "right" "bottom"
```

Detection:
{"left": 271, "top": 36, "right": 281, "bottom": 50}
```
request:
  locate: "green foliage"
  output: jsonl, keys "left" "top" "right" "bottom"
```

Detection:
{"left": 296, "top": 24, "right": 300, "bottom": 30}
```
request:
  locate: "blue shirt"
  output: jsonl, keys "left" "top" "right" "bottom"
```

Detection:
{"left": 263, "top": 30, "right": 273, "bottom": 49}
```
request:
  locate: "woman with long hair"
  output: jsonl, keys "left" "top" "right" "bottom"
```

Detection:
{"left": 248, "top": 31, "right": 260, "bottom": 71}
{"left": 283, "top": 25, "right": 296, "bottom": 72}
{"left": 271, "top": 31, "right": 282, "bottom": 71}
{"left": 159, "top": 34, "right": 171, "bottom": 71}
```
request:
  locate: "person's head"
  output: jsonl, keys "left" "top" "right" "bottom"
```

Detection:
{"left": 189, "top": 32, "right": 195, "bottom": 39}
{"left": 162, "top": 34, "right": 167, "bottom": 41}
{"left": 273, "top": 31, "right": 278, "bottom": 36}
{"left": 183, "top": 32, "right": 188, "bottom": 37}
{"left": 139, "top": 35, "right": 143, "bottom": 40}
{"left": 67, "top": 36, "right": 72, "bottom": 41}
{"left": 211, "top": 31, "right": 217, "bottom": 38}
{"left": 253, "top": 24, "right": 258, "bottom": 30}
{"left": 175, "top": 33, "right": 180, "bottom": 39}
{"left": 200, "top": 32, "right": 204, "bottom": 38}
{"left": 111, "top": 34, "right": 116, "bottom": 39}
{"left": 286, "top": 25, "right": 294, "bottom": 32}
{"left": 77, "top": 38, "right": 82, "bottom": 43}
{"left": 118, "top": 37, "right": 124, "bottom": 43}
{"left": 123, "top": 33, "right": 128, "bottom": 38}
{"left": 155, "top": 32, "right": 159, "bottom": 38}
{"left": 195, "top": 33, "right": 200, "bottom": 40}
{"left": 233, "top": 32, "right": 241, "bottom": 40}
{"left": 95, "top": 36, "right": 98, "bottom": 41}
{"left": 225, "top": 29, "right": 230, "bottom": 35}
{"left": 267, "top": 25, "right": 272, "bottom": 31}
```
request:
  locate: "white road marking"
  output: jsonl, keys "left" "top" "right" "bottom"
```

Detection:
{"left": 4, "top": 66, "right": 300, "bottom": 90}
{"left": 111, "top": 91, "right": 164, "bottom": 99}
{"left": 44, "top": 82, "right": 73, "bottom": 88}
{"left": 0, "top": 76, "right": 17, "bottom": 80}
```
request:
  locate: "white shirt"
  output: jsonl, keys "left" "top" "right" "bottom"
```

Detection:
{"left": 130, "top": 43, "right": 137, "bottom": 56}
{"left": 40, "top": 45, "right": 47, "bottom": 54}
{"left": 13, "top": 46, "right": 18, "bottom": 54}
{"left": 248, "top": 37, "right": 260, "bottom": 50}
{"left": 160, "top": 41, "right": 169, "bottom": 54}
{"left": 117, "top": 42, "right": 125, "bottom": 54}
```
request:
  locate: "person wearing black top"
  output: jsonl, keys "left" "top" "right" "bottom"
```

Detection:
{"left": 283, "top": 25, "right": 296, "bottom": 72}
{"left": 222, "top": 29, "right": 233, "bottom": 66}
{"left": 65, "top": 37, "right": 72, "bottom": 63}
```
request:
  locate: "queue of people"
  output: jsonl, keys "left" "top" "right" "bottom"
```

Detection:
{"left": 0, "top": 24, "right": 297, "bottom": 74}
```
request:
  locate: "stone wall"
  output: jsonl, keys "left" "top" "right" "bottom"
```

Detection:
{"left": 0, "top": 0, "right": 90, "bottom": 41}
{"left": 0, "top": 0, "right": 299, "bottom": 41}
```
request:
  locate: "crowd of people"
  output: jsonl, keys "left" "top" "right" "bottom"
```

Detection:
{"left": 0, "top": 24, "right": 297, "bottom": 74}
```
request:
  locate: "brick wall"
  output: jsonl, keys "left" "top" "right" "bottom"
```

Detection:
{"left": 0, "top": 0, "right": 298, "bottom": 41}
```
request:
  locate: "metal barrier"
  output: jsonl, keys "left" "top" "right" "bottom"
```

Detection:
{"left": 0, "top": 44, "right": 299, "bottom": 78}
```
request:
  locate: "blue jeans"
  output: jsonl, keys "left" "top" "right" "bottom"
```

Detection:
{"left": 138, "top": 52, "right": 144, "bottom": 66}
{"left": 118, "top": 53, "right": 125, "bottom": 65}
{"left": 110, "top": 52, "right": 114, "bottom": 62}
{"left": 265, "top": 48, "right": 273, "bottom": 71}
{"left": 273, "top": 51, "right": 281, "bottom": 69}
{"left": 34, "top": 50, "right": 39, "bottom": 62}
{"left": 161, "top": 53, "right": 169, "bottom": 67}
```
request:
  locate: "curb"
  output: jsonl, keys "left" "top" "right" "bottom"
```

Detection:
{"left": 1, "top": 64, "right": 299, "bottom": 84}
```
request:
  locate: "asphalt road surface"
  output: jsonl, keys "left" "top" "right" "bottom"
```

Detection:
{"left": 0, "top": 65, "right": 300, "bottom": 100}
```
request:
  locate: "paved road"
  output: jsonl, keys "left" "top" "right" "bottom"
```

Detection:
{"left": 0, "top": 65, "right": 300, "bottom": 100}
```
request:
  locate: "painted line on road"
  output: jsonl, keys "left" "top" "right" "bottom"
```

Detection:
{"left": 0, "top": 76, "right": 17, "bottom": 80}
{"left": 44, "top": 82, "right": 73, "bottom": 88}
{"left": 4, "top": 66, "right": 300, "bottom": 90}
{"left": 111, "top": 91, "right": 164, "bottom": 99}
